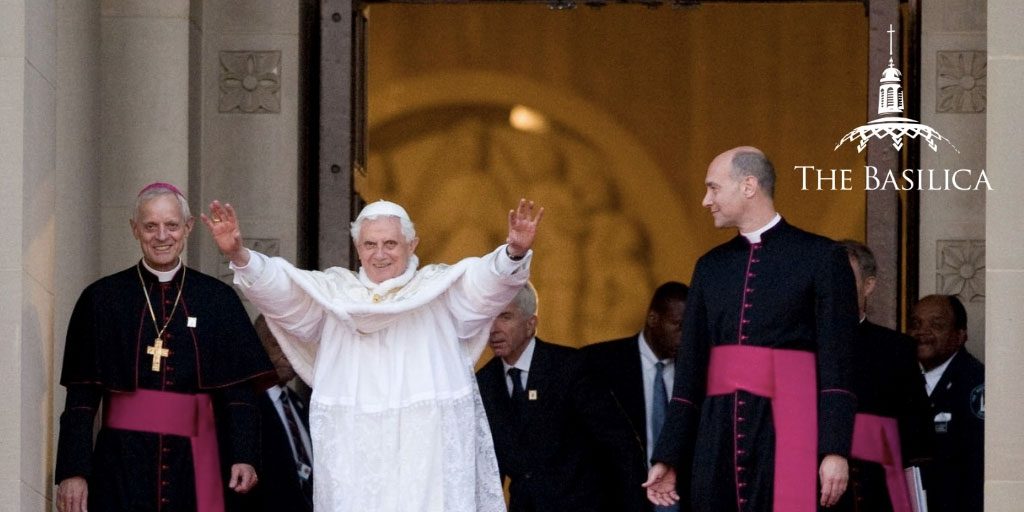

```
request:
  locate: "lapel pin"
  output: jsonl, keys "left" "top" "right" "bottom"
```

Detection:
{"left": 528, "top": 390, "right": 538, "bottom": 401}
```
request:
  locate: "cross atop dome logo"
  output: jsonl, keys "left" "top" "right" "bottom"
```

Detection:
{"left": 835, "top": 25, "right": 959, "bottom": 154}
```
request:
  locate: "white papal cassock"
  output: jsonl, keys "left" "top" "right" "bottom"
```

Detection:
{"left": 230, "top": 246, "right": 529, "bottom": 512}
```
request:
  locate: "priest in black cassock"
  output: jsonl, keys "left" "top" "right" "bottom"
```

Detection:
{"left": 644, "top": 147, "right": 859, "bottom": 512}
{"left": 54, "top": 183, "right": 275, "bottom": 512}
{"left": 835, "top": 240, "right": 932, "bottom": 512}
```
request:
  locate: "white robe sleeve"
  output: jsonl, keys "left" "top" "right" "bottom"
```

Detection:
{"left": 230, "top": 250, "right": 329, "bottom": 343}
{"left": 445, "top": 244, "right": 532, "bottom": 341}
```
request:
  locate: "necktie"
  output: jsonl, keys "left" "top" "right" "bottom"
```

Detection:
{"left": 507, "top": 367, "right": 526, "bottom": 403}
{"left": 652, "top": 362, "right": 678, "bottom": 511}
{"left": 279, "top": 388, "right": 314, "bottom": 500}
{"left": 651, "top": 362, "right": 667, "bottom": 454}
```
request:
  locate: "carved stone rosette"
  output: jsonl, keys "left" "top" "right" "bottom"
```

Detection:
{"left": 936, "top": 239, "right": 985, "bottom": 302}
{"left": 937, "top": 50, "right": 986, "bottom": 113}
{"left": 219, "top": 50, "right": 282, "bottom": 114}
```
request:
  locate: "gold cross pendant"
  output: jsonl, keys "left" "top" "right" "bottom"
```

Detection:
{"left": 146, "top": 337, "right": 170, "bottom": 372}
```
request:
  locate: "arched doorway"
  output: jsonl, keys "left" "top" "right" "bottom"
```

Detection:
{"left": 317, "top": 0, "right": 915, "bottom": 332}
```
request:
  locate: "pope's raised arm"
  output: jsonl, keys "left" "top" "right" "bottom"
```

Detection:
{"left": 201, "top": 200, "right": 249, "bottom": 266}
{"left": 506, "top": 198, "right": 544, "bottom": 258}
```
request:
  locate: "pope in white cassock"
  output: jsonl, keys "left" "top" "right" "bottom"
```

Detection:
{"left": 201, "top": 198, "right": 543, "bottom": 512}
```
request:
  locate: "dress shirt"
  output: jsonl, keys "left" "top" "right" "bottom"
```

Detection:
{"left": 501, "top": 338, "right": 537, "bottom": 396}
{"left": 266, "top": 384, "right": 313, "bottom": 464}
{"left": 638, "top": 332, "right": 674, "bottom": 463}
{"left": 923, "top": 352, "right": 958, "bottom": 396}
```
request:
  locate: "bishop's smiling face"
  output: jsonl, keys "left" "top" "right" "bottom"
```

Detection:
{"left": 131, "top": 194, "right": 193, "bottom": 272}
{"left": 356, "top": 217, "right": 419, "bottom": 284}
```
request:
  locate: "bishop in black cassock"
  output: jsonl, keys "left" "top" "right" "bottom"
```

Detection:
{"left": 54, "top": 183, "right": 274, "bottom": 512}
{"left": 646, "top": 147, "right": 859, "bottom": 512}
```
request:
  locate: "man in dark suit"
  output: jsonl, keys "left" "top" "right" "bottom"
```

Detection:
{"left": 235, "top": 315, "right": 315, "bottom": 512}
{"left": 582, "top": 281, "right": 690, "bottom": 511}
{"left": 835, "top": 241, "right": 932, "bottom": 512}
{"left": 477, "top": 283, "right": 648, "bottom": 512}
{"left": 910, "top": 295, "right": 984, "bottom": 512}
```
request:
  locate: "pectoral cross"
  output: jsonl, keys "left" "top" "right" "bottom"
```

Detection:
{"left": 147, "top": 338, "right": 170, "bottom": 372}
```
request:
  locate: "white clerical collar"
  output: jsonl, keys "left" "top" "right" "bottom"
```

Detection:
{"left": 637, "top": 331, "right": 672, "bottom": 367}
{"left": 741, "top": 213, "right": 782, "bottom": 244}
{"left": 141, "top": 259, "right": 182, "bottom": 283}
{"left": 358, "top": 254, "right": 420, "bottom": 294}
{"left": 502, "top": 337, "right": 537, "bottom": 374}
{"left": 922, "top": 350, "right": 959, "bottom": 396}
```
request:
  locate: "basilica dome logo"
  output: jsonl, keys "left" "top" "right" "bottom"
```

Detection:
{"left": 835, "top": 25, "right": 959, "bottom": 154}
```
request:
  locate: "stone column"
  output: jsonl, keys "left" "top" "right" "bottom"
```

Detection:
{"left": 0, "top": 1, "right": 28, "bottom": 508}
{"left": 0, "top": 0, "right": 63, "bottom": 510}
{"left": 194, "top": 0, "right": 304, "bottom": 286}
{"left": 52, "top": 1, "right": 104, "bottom": 511}
{"left": 99, "top": 0, "right": 191, "bottom": 274}
{"left": 918, "top": 0, "right": 988, "bottom": 358}
{"left": 985, "top": 1, "right": 1024, "bottom": 508}
{"left": 865, "top": 0, "right": 901, "bottom": 330}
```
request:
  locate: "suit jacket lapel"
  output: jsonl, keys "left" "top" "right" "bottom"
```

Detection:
{"left": 617, "top": 337, "right": 648, "bottom": 447}
{"left": 480, "top": 356, "right": 528, "bottom": 474}
{"left": 286, "top": 387, "right": 311, "bottom": 430}
{"left": 933, "top": 350, "right": 964, "bottom": 401}
{"left": 481, "top": 359, "right": 514, "bottom": 419}
{"left": 523, "top": 339, "right": 554, "bottom": 417}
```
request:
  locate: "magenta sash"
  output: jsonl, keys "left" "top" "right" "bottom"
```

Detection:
{"left": 707, "top": 345, "right": 818, "bottom": 512}
{"left": 851, "top": 413, "right": 912, "bottom": 512}
{"left": 105, "top": 389, "right": 225, "bottom": 512}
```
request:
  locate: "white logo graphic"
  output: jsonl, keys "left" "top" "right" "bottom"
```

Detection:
{"left": 835, "top": 25, "right": 959, "bottom": 154}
